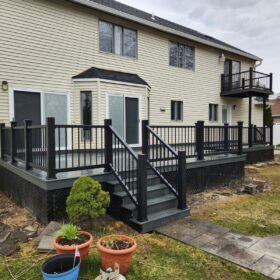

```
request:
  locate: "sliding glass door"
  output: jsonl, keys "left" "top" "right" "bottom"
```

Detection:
{"left": 108, "top": 94, "right": 140, "bottom": 146}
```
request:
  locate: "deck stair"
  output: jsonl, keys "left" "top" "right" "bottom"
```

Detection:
{"left": 105, "top": 173, "right": 190, "bottom": 233}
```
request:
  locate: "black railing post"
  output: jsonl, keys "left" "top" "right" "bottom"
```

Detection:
{"left": 24, "top": 119, "right": 32, "bottom": 170}
{"left": 270, "top": 124, "right": 274, "bottom": 146}
{"left": 46, "top": 117, "right": 56, "bottom": 179}
{"left": 178, "top": 151, "right": 187, "bottom": 210}
{"left": 270, "top": 73, "right": 273, "bottom": 91}
{"left": 242, "top": 78, "right": 245, "bottom": 89}
{"left": 221, "top": 74, "right": 225, "bottom": 91}
{"left": 249, "top": 67, "right": 253, "bottom": 88}
{"left": 224, "top": 123, "right": 229, "bottom": 151}
{"left": 142, "top": 120, "right": 149, "bottom": 155}
{"left": 137, "top": 154, "right": 148, "bottom": 222}
{"left": 196, "top": 121, "right": 204, "bottom": 160}
{"left": 0, "top": 123, "right": 5, "bottom": 159}
{"left": 104, "top": 119, "right": 112, "bottom": 172}
{"left": 10, "top": 121, "right": 17, "bottom": 164}
{"left": 237, "top": 121, "right": 243, "bottom": 155}
{"left": 248, "top": 124, "right": 253, "bottom": 148}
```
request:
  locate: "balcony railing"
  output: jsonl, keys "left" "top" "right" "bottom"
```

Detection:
{"left": 221, "top": 68, "right": 273, "bottom": 93}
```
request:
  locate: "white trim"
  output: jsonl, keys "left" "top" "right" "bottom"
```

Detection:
{"left": 69, "top": 0, "right": 261, "bottom": 62}
{"left": 106, "top": 92, "right": 142, "bottom": 147}
{"left": 72, "top": 78, "right": 150, "bottom": 89}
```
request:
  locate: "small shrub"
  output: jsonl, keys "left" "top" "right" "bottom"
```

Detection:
{"left": 56, "top": 224, "right": 78, "bottom": 240}
{"left": 66, "top": 176, "right": 110, "bottom": 223}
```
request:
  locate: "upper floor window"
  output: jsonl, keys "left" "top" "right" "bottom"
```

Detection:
{"left": 99, "top": 20, "right": 137, "bottom": 58}
{"left": 209, "top": 104, "right": 218, "bottom": 122}
{"left": 169, "top": 42, "right": 195, "bottom": 70}
{"left": 171, "top": 100, "right": 183, "bottom": 121}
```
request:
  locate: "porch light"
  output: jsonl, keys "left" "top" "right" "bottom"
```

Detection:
{"left": 219, "top": 53, "right": 225, "bottom": 63}
{"left": 1, "top": 81, "right": 8, "bottom": 91}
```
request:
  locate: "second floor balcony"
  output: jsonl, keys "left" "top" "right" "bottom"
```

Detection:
{"left": 221, "top": 68, "right": 273, "bottom": 98}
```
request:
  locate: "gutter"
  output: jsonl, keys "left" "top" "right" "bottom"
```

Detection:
{"left": 68, "top": 0, "right": 262, "bottom": 62}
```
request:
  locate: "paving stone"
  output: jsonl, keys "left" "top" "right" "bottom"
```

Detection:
{"left": 36, "top": 221, "right": 61, "bottom": 243}
{"left": 270, "top": 267, "right": 280, "bottom": 280}
{"left": 244, "top": 184, "right": 257, "bottom": 195}
{"left": 252, "top": 179, "right": 266, "bottom": 187}
{"left": 0, "top": 240, "right": 20, "bottom": 256}
{"left": 10, "top": 231, "right": 28, "bottom": 243}
{"left": 222, "top": 232, "right": 261, "bottom": 248}
{"left": 249, "top": 236, "right": 280, "bottom": 259}
{"left": 38, "top": 235, "right": 56, "bottom": 252}
{"left": 188, "top": 232, "right": 222, "bottom": 247}
{"left": 252, "top": 255, "right": 280, "bottom": 277}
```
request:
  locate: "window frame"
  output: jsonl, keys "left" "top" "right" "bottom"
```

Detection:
{"left": 99, "top": 20, "right": 138, "bottom": 58}
{"left": 171, "top": 100, "right": 183, "bottom": 121}
{"left": 80, "top": 91, "right": 93, "bottom": 141}
{"left": 209, "top": 104, "right": 218, "bottom": 122}
{"left": 169, "top": 41, "right": 195, "bottom": 71}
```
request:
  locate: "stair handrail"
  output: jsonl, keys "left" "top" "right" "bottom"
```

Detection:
{"left": 145, "top": 124, "right": 187, "bottom": 210}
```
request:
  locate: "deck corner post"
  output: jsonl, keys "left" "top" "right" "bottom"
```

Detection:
{"left": 237, "top": 121, "right": 243, "bottom": 155}
{"left": 196, "top": 121, "right": 204, "bottom": 160}
{"left": 270, "top": 124, "right": 274, "bottom": 146}
{"left": 270, "top": 73, "right": 273, "bottom": 91}
{"left": 137, "top": 153, "right": 148, "bottom": 223}
{"left": 224, "top": 123, "right": 229, "bottom": 151}
{"left": 24, "top": 120, "right": 33, "bottom": 170}
{"left": 10, "top": 121, "right": 17, "bottom": 164}
{"left": 104, "top": 119, "right": 112, "bottom": 172}
{"left": 248, "top": 124, "right": 253, "bottom": 148}
{"left": 142, "top": 120, "right": 149, "bottom": 155}
{"left": 249, "top": 67, "right": 253, "bottom": 88}
{"left": 46, "top": 117, "right": 56, "bottom": 179}
{"left": 0, "top": 123, "right": 5, "bottom": 159}
{"left": 242, "top": 78, "right": 245, "bottom": 89}
{"left": 178, "top": 151, "right": 187, "bottom": 210}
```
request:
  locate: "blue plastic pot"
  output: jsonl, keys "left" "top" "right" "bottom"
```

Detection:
{"left": 41, "top": 254, "right": 80, "bottom": 280}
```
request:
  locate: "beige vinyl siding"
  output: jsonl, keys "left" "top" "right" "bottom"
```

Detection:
{"left": 0, "top": 0, "right": 262, "bottom": 127}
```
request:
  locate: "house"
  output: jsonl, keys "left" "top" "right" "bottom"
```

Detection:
{"left": 0, "top": 0, "right": 274, "bottom": 232}
{"left": 272, "top": 96, "right": 280, "bottom": 124}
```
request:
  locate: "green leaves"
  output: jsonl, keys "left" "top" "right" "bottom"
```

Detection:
{"left": 56, "top": 224, "right": 79, "bottom": 240}
{"left": 66, "top": 176, "right": 110, "bottom": 223}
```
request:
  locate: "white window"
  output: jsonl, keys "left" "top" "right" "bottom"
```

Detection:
{"left": 169, "top": 42, "right": 195, "bottom": 70}
{"left": 209, "top": 104, "right": 218, "bottom": 122}
{"left": 99, "top": 20, "right": 137, "bottom": 58}
{"left": 171, "top": 101, "right": 183, "bottom": 121}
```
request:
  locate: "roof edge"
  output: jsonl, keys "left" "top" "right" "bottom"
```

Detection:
{"left": 69, "top": 0, "right": 262, "bottom": 62}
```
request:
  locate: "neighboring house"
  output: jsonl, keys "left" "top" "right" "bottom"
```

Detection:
{"left": 272, "top": 96, "right": 280, "bottom": 124}
{"left": 0, "top": 0, "right": 274, "bottom": 232}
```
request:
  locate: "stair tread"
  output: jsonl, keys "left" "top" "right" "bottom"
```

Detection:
{"left": 107, "top": 174, "right": 159, "bottom": 186}
{"left": 123, "top": 194, "right": 177, "bottom": 211}
{"left": 130, "top": 208, "right": 190, "bottom": 225}
{"left": 114, "top": 184, "right": 167, "bottom": 198}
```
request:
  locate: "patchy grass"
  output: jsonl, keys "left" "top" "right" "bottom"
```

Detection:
{"left": 193, "top": 163, "right": 280, "bottom": 237}
{"left": 0, "top": 233, "right": 266, "bottom": 280}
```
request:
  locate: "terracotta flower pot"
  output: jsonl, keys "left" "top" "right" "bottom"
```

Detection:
{"left": 53, "top": 231, "right": 93, "bottom": 262}
{"left": 97, "top": 234, "right": 137, "bottom": 275}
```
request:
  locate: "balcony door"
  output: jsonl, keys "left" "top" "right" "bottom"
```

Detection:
{"left": 108, "top": 94, "right": 140, "bottom": 146}
{"left": 224, "top": 59, "right": 241, "bottom": 89}
{"left": 222, "top": 105, "right": 232, "bottom": 125}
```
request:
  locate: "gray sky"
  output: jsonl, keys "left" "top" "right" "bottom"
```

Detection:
{"left": 118, "top": 0, "right": 280, "bottom": 94}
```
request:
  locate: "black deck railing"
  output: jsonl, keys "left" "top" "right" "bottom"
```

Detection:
{"left": 221, "top": 68, "right": 273, "bottom": 93}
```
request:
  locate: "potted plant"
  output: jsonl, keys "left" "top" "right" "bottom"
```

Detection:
{"left": 41, "top": 253, "right": 80, "bottom": 280}
{"left": 53, "top": 224, "right": 93, "bottom": 262}
{"left": 97, "top": 234, "right": 137, "bottom": 275}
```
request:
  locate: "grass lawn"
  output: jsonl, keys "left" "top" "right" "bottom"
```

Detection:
{"left": 0, "top": 233, "right": 266, "bottom": 280}
{"left": 193, "top": 162, "right": 280, "bottom": 237}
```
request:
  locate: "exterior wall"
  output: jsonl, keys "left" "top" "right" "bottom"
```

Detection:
{"left": 0, "top": 0, "right": 262, "bottom": 127}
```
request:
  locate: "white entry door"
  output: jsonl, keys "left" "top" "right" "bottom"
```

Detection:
{"left": 108, "top": 94, "right": 141, "bottom": 146}
{"left": 222, "top": 105, "right": 232, "bottom": 125}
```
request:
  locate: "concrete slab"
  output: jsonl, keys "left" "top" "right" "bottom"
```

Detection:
{"left": 37, "top": 235, "right": 56, "bottom": 252}
{"left": 252, "top": 255, "right": 280, "bottom": 277}
{"left": 249, "top": 236, "right": 280, "bottom": 259}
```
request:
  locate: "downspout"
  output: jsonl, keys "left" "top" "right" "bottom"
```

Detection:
{"left": 255, "top": 59, "right": 263, "bottom": 68}
{"left": 146, "top": 86, "right": 151, "bottom": 122}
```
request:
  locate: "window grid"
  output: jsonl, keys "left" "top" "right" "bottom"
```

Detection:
{"left": 209, "top": 104, "right": 218, "bottom": 122}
